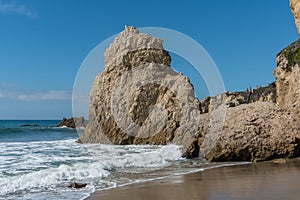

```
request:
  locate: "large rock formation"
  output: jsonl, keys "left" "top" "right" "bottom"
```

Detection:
{"left": 81, "top": 26, "right": 200, "bottom": 152}
{"left": 195, "top": 2, "right": 300, "bottom": 162}
{"left": 291, "top": 0, "right": 300, "bottom": 35}
{"left": 197, "top": 102, "right": 300, "bottom": 162}
{"left": 82, "top": 24, "right": 300, "bottom": 162}
{"left": 197, "top": 39, "right": 300, "bottom": 162}
{"left": 274, "top": 39, "right": 300, "bottom": 120}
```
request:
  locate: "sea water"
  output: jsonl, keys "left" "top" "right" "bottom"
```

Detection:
{"left": 0, "top": 120, "right": 242, "bottom": 200}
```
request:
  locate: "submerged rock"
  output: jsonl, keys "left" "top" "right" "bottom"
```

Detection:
{"left": 20, "top": 124, "right": 40, "bottom": 127}
{"left": 56, "top": 117, "right": 87, "bottom": 128}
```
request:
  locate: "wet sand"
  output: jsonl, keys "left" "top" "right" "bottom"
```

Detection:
{"left": 87, "top": 158, "right": 300, "bottom": 200}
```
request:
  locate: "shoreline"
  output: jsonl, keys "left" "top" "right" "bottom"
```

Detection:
{"left": 86, "top": 158, "right": 300, "bottom": 200}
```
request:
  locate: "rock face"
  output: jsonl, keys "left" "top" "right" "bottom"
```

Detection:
{"left": 291, "top": 0, "right": 300, "bottom": 35}
{"left": 198, "top": 102, "right": 300, "bottom": 162}
{"left": 274, "top": 39, "right": 300, "bottom": 120}
{"left": 82, "top": 26, "right": 300, "bottom": 162}
{"left": 200, "top": 83, "right": 276, "bottom": 114}
{"left": 56, "top": 117, "right": 87, "bottom": 128}
{"left": 198, "top": 39, "right": 300, "bottom": 162}
{"left": 81, "top": 26, "right": 200, "bottom": 151}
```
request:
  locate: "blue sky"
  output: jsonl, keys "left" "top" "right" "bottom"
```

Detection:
{"left": 0, "top": 0, "right": 298, "bottom": 119}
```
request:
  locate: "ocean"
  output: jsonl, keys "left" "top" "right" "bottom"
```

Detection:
{"left": 0, "top": 120, "right": 244, "bottom": 200}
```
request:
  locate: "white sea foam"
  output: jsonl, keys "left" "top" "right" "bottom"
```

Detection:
{"left": 0, "top": 139, "right": 183, "bottom": 199}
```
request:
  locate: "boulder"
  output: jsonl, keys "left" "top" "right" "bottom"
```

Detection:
{"left": 56, "top": 117, "right": 87, "bottom": 128}
{"left": 81, "top": 26, "right": 200, "bottom": 152}
{"left": 68, "top": 182, "right": 87, "bottom": 189}
{"left": 290, "top": 0, "right": 300, "bottom": 35}
{"left": 198, "top": 102, "right": 300, "bottom": 162}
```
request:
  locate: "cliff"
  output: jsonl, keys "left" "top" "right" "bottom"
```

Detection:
{"left": 274, "top": 39, "right": 300, "bottom": 120}
{"left": 291, "top": 0, "right": 300, "bottom": 35}
{"left": 197, "top": 40, "right": 300, "bottom": 162}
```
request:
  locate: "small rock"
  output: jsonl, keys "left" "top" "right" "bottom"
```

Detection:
{"left": 56, "top": 117, "right": 87, "bottom": 128}
{"left": 273, "top": 158, "right": 287, "bottom": 164}
{"left": 68, "top": 183, "right": 87, "bottom": 189}
{"left": 75, "top": 139, "right": 82, "bottom": 144}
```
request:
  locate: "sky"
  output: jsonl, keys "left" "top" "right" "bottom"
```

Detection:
{"left": 0, "top": 0, "right": 298, "bottom": 119}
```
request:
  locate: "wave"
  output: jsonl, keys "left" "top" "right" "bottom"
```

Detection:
{"left": 0, "top": 136, "right": 250, "bottom": 200}
{"left": 0, "top": 127, "right": 78, "bottom": 135}
{"left": 0, "top": 141, "right": 184, "bottom": 199}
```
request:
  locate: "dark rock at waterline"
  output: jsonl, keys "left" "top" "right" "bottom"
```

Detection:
{"left": 56, "top": 117, "right": 87, "bottom": 128}
{"left": 21, "top": 124, "right": 40, "bottom": 127}
{"left": 75, "top": 138, "right": 82, "bottom": 144}
{"left": 67, "top": 182, "right": 87, "bottom": 189}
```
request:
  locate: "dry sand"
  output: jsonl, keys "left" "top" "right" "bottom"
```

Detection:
{"left": 86, "top": 158, "right": 300, "bottom": 200}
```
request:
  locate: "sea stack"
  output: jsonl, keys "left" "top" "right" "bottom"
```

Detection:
{"left": 81, "top": 26, "right": 200, "bottom": 156}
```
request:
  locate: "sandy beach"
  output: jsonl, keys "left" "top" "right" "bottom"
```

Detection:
{"left": 87, "top": 158, "right": 300, "bottom": 200}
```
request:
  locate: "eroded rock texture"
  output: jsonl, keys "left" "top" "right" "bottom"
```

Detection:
{"left": 274, "top": 39, "right": 300, "bottom": 120}
{"left": 198, "top": 102, "right": 300, "bottom": 162}
{"left": 291, "top": 0, "right": 300, "bottom": 35}
{"left": 81, "top": 26, "right": 200, "bottom": 153}
{"left": 81, "top": 26, "right": 300, "bottom": 162}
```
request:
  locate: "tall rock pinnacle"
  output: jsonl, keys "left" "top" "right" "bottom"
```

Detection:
{"left": 81, "top": 26, "right": 201, "bottom": 157}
